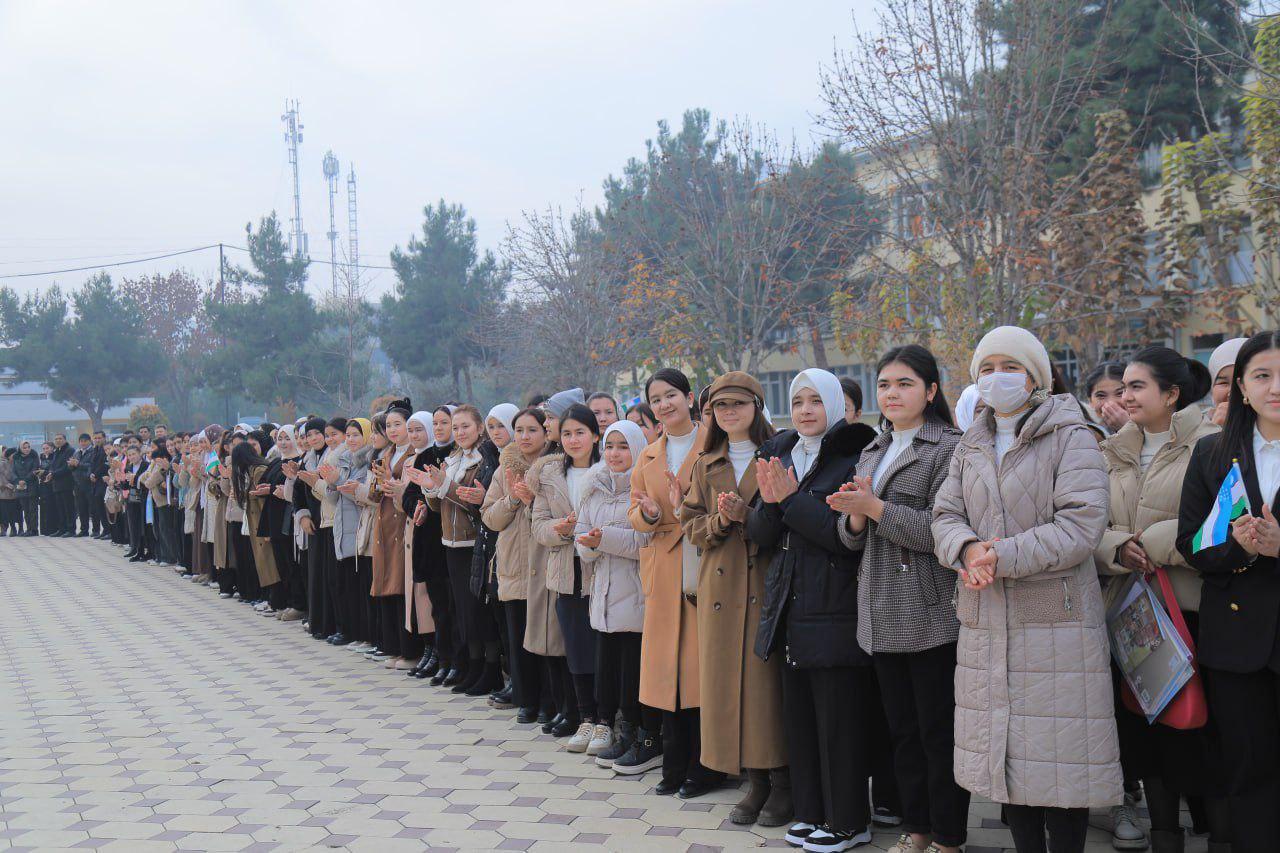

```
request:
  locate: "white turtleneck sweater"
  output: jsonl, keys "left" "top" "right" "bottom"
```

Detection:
{"left": 665, "top": 424, "right": 699, "bottom": 475}
{"left": 1140, "top": 429, "right": 1171, "bottom": 472}
{"left": 728, "top": 439, "right": 756, "bottom": 484}
{"left": 994, "top": 416, "right": 1019, "bottom": 464}
{"left": 873, "top": 425, "right": 920, "bottom": 490}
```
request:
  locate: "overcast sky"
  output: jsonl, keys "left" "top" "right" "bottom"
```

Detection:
{"left": 0, "top": 1, "right": 872, "bottom": 300}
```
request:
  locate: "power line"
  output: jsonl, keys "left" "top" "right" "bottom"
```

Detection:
{"left": 0, "top": 242, "right": 395, "bottom": 281}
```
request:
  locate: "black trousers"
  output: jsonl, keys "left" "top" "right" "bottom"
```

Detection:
{"left": 783, "top": 663, "right": 875, "bottom": 833}
{"left": 662, "top": 705, "right": 724, "bottom": 788}
{"left": 375, "top": 594, "right": 421, "bottom": 659}
{"left": 18, "top": 495, "right": 37, "bottom": 532}
{"left": 231, "top": 527, "right": 259, "bottom": 601}
{"left": 874, "top": 643, "right": 968, "bottom": 847}
{"left": 596, "top": 631, "right": 643, "bottom": 726}
{"left": 1207, "top": 665, "right": 1280, "bottom": 852}
{"left": 73, "top": 480, "right": 93, "bottom": 533}
{"left": 154, "top": 505, "right": 178, "bottom": 564}
{"left": 171, "top": 504, "right": 186, "bottom": 564}
{"left": 351, "top": 556, "right": 373, "bottom": 643}
{"left": 446, "top": 547, "right": 496, "bottom": 648}
{"left": 505, "top": 600, "right": 543, "bottom": 711}
{"left": 1003, "top": 805, "right": 1088, "bottom": 853}
{"left": 308, "top": 528, "right": 335, "bottom": 638}
{"left": 546, "top": 655, "right": 575, "bottom": 719}
{"left": 126, "top": 502, "right": 144, "bottom": 554}
{"left": 41, "top": 488, "right": 59, "bottom": 534}
{"left": 330, "top": 553, "right": 354, "bottom": 637}
{"left": 271, "top": 536, "right": 305, "bottom": 612}
{"left": 54, "top": 489, "right": 74, "bottom": 532}
{"left": 92, "top": 481, "right": 108, "bottom": 535}
{"left": 425, "top": 568, "right": 456, "bottom": 666}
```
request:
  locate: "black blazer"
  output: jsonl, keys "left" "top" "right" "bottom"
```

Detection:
{"left": 1177, "top": 432, "right": 1280, "bottom": 673}
{"left": 748, "top": 419, "right": 876, "bottom": 669}
{"left": 403, "top": 443, "right": 451, "bottom": 584}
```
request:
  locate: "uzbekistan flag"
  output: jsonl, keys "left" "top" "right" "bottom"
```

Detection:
{"left": 1192, "top": 461, "right": 1250, "bottom": 552}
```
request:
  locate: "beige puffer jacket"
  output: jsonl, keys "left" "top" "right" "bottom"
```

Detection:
{"left": 1096, "top": 406, "right": 1219, "bottom": 612}
{"left": 481, "top": 443, "right": 535, "bottom": 601}
{"left": 933, "top": 395, "right": 1121, "bottom": 810}
{"left": 576, "top": 464, "right": 650, "bottom": 633}
{"left": 530, "top": 454, "right": 590, "bottom": 596}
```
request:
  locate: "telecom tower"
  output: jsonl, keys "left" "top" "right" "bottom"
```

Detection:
{"left": 281, "top": 99, "right": 308, "bottom": 258}
{"left": 347, "top": 166, "right": 359, "bottom": 296}
{"left": 323, "top": 151, "right": 340, "bottom": 296}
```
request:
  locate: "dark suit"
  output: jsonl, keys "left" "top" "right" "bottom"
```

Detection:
{"left": 72, "top": 444, "right": 107, "bottom": 534}
{"left": 1178, "top": 432, "right": 1280, "bottom": 851}
{"left": 48, "top": 443, "right": 74, "bottom": 533}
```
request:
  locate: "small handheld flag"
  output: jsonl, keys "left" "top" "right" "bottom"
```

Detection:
{"left": 1192, "top": 460, "right": 1250, "bottom": 552}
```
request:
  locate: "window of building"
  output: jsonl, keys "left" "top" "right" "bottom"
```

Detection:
{"left": 892, "top": 184, "right": 936, "bottom": 241}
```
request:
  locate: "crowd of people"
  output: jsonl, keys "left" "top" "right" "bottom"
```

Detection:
{"left": 4, "top": 324, "right": 1280, "bottom": 853}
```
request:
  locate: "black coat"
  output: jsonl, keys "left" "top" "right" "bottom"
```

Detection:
{"left": 1177, "top": 432, "right": 1280, "bottom": 674}
{"left": 403, "top": 443, "right": 452, "bottom": 583}
{"left": 49, "top": 443, "right": 74, "bottom": 492}
{"left": 12, "top": 450, "right": 39, "bottom": 491}
{"left": 749, "top": 419, "right": 877, "bottom": 669}
{"left": 73, "top": 445, "right": 106, "bottom": 486}
{"left": 260, "top": 457, "right": 294, "bottom": 539}
{"left": 470, "top": 440, "right": 502, "bottom": 599}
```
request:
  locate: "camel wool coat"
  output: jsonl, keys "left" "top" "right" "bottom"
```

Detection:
{"left": 522, "top": 454, "right": 566, "bottom": 657}
{"left": 933, "top": 395, "right": 1122, "bottom": 810}
{"left": 682, "top": 443, "right": 785, "bottom": 774}
{"left": 1096, "top": 405, "right": 1219, "bottom": 612}
{"left": 480, "top": 442, "right": 534, "bottom": 602}
{"left": 244, "top": 466, "right": 281, "bottom": 587}
{"left": 370, "top": 449, "right": 408, "bottom": 597}
{"left": 629, "top": 430, "right": 702, "bottom": 713}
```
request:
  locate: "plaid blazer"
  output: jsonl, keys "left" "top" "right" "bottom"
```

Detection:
{"left": 838, "top": 419, "right": 963, "bottom": 654}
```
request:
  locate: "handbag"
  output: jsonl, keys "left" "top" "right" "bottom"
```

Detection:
{"left": 1121, "top": 565, "right": 1209, "bottom": 730}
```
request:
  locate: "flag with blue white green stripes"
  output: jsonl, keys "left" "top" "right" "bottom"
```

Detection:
{"left": 1192, "top": 461, "right": 1250, "bottom": 552}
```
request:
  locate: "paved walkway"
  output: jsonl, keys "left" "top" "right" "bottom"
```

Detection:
{"left": 0, "top": 536, "right": 1188, "bottom": 852}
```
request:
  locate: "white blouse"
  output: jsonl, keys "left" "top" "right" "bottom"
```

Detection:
{"left": 1254, "top": 428, "right": 1280, "bottom": 507}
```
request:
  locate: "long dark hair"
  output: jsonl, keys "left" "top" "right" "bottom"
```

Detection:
{"left": 230, "top": 441, "right": 269, "bottom": 508}
{"left": 1129, "top": 345, "right": 1212, "bottom": 412}
{"left": 559, "top": 403, "right": 602, "bottom": 472}
{"left": 705, "top": 396, "right": 775, "bottom": 454}
{"left": 628, "top": 401, "right": 658, "bottom": 429}
{"left": 1083, "top": 361, "right": 1126, "bottom": 397}
{"left": 874, "top": 345, "right": 955, "bottom": 428}
{"left": 1215, "top": 330, "right": 1280, "bottom": 470}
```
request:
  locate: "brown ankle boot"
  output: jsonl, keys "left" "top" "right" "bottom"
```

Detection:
{"left": 758, "top": 766, "right": 793, "bottom": 827}
{"left": 729, "top": 768, "right": 771, "bottom": 825}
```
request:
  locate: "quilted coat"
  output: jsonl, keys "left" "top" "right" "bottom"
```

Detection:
{"left": 932, "top": 395, "right": 1122, "bottom": 809}
{"left": 837, "top": 420, "right": 963, "bottom": 654}
{"left": 480, "top": 442, "right": 535, "bottom": 602}
{"left": 576, "top": 463, "right": 650, "bottom": 633}
{"left": 1096, "top": 406, "right": 1218, "bottom": 612}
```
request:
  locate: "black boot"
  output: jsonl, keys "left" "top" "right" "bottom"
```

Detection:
{"left": 466, "top": 662, "right": 503, "bottom": 697}
{"left": 453, "top": 657, "right": 485, "bottom": 694}
{"left": 415, "top": 647, "right": 440, "bottom": 679}
{"left": 409, "top": 646, "right": 434, "bottom": 677}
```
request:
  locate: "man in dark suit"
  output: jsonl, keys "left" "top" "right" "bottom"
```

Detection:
{"left": 49, "top": 433, "right": 76, "bottom": 536}
{"left": 89, "top": 431, "right": 109, "bottom": 537}
{"left": 72, "top": 433, "right": 106, "bottom": 536}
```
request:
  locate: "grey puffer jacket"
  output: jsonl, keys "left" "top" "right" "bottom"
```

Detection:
{"left": 576, "top": 464, "right": 650, "bottom": 633}
{"left": 932, "top": 394, "right": 1121, "bottom": 810}
{"left": 331, "top": 444, "right": 374, "bottom": 561}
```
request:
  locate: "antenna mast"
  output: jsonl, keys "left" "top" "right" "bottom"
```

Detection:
{"left": 347, "top": 166, "right": 359, "bottom": 299}
{"left": 281, "top": 99, "right": 308, "bottom": 259}
{"left": 323, "top": 151, "right": 340, "bottom": 296}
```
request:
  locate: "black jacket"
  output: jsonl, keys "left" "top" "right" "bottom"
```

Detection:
{"left": 403, "top": 443, "right": 452, "bottom": 583}
{"left": 12, "top": 450, "right": 39, "bottom": 490}
{"left": 49, "top": 443, "right": 74, "bottom": 492}
{"left": 749, "top": 419, "right": 877, "bottom": 669}
{"left": 74, "top": 444, "right": 108, "bottom": 485}
{"left": 260, "top": 457, "right": 294, "bottom": 539}
{"left": 1178, "top": 432, "right": 1280, "bottom": 674}
{"left": 470, "top": 440, "right": 502, "bottom": 599}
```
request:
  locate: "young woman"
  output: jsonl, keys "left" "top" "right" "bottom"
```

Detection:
{"left": 828, "top": 346, "right": 966, "bottom": 853}
{"left": 588, "top": 393, "right": 620, "bottom": 431}
{"left": 262, "top": 426, "right": 304, "bottom": 621}
{"left": 12, "top": 441, "right": 39, "bottom": 535}
{"left": 326, "top": 418, "right": 375, "bottom": 649}
{"left": 482, "top": 407, "right": 553, "bottom": 725}
{"left": 1095, "top": 346, "right": 1221, "bottom": 853}
{"left": 223, "top": 431, "right": 259, "bottom": 604}
{"left": 529, "top": 403, "right": 602, "bottom": 745}
{"left": 0, "top": 449, "right": 15, "bottom": 537}
{"left": 681, "top": 372, "right": 788, "bottom": 827}
{"left": 1206, "top": 337, "right": 1248, "bottom": 427}
{"left": 575, "top": 419, "right": 652, "bottom": 762}
{"left": 231, "top": 439, "right": 281, "bottom": 610}
{"left": 1177, "top": 330, "right": 1280, "bottom": 851}
{"left": 933, "top": 326, "right": 1121, "bottom": 853}
{"left": 1083, "top": 362, "right": 1129, "bottom": 435}
{"left": 473, "top": 404, "right": 517, "bottom": 707}
{"left": 369, "top": 401, "right": 414, "bottom": 668}
{"left": 627, "top": 368, "right": 721, "bottom": 794}
{"left": 341, "top": 416, "right": 387, "bottom": 647}
{"left": 626, "top": 402, "right": 663, "bottom": 445}
{"left": 291, "top": 419, "right": 329, "bottom": 635}
{"left": 749, "top": 368, "right": 878, "bottom": 853}
{"left": 419, "top": 405, "right": 502, "bottom": 695}
{"left": 398, "top": 410, "right": 441, "bottom": 679}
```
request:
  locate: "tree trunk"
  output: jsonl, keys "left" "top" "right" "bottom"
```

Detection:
{"left": 463, "top": 363, "right": 475, "bottom": 403}
{"left": 808, "top": 311, "right": 830, "bottom": 370}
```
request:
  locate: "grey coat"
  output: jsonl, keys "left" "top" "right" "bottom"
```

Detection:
{"left": 933, "top": 395, "right": 1121, "bottom": 810}
{"left": 331, "top": 445, "right": 374, "bottom": 561}
{"left": 837, "top": 420, "right": 962, "bottom": 654}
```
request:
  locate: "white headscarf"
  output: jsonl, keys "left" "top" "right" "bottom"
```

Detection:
{"left": 955, "top": 384, "right": 982, "bottom": 431}
{"left": 603, "top": 420, "right": 649, "bottom": 474}
{"left": 487, "top": 403, "right": 519, "bottom": 437}
{"left": 788, "top": 368, "right": 845, "bottom": 482}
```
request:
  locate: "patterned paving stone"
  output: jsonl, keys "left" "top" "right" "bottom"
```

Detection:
{"left": 0, "top": 536, "right": 1185, "bottom": 851}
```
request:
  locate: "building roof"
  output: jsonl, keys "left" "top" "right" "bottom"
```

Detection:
{"left": 0, "top": 378, "right": 152, "bottom": 424}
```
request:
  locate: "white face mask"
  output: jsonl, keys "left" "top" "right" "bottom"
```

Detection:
{"left": 977, "top": 371, "right": 1033, "bottom": 415}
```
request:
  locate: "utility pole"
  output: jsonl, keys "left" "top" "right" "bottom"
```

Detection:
{"left": 219, "top": 242, "right": 229, "bottom": 425}
{"left": 323, "top": 151, "right": 340, "bottom": 298}
{"left": 347, "top": 166, "right": 359, "bottom": 298}
{"left": 281, "top": 100, "right": 308, "bottom": 259}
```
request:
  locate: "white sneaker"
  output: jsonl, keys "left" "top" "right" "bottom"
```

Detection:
{"left": 565, "top": 720, "right": 595, "bottom": 753}
{"left": 585, "top": 724, "right": 614, "bottom": 756}
{"left": 802, "top": 826, "right": 872, "bottom": 853}
{"left": 258, "top": 606, "right": 276, "bottom": 616}
{"left": 785, "top": 823, "right": 818, "bottom": 847}
{"left": 348, "top": 641, "right": 372, "bottom": 652}
{"left": 254, "top": 601, "right": 269, "bottom": 611}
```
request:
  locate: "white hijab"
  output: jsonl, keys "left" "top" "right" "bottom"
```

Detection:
{"left": 788, "top": 368, "right": 845, "bottom": 482}
{"left": 487, "top": 403, "right": 519, "bottom": 438}
{"left": 955, "top": 384, "right": 982, "bottom": 431}
{"left": 603, "top": 420, "right": 649, "bottom": 475}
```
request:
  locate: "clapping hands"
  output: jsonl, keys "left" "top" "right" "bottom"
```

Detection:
{"left": 1233, "top": 505, "right": 1280, "bottom": 558}
{"left": 552, "top": 512, "right": 577, "bottom": 538}
{"left": 717, "top": 491, "right": 747, "bottom": 525}
{"left": 756, "top": 457, "right": 798, "bottom": 504}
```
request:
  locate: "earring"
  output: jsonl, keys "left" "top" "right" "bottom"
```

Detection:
{"left": 1244, "top": 395, "right": 1251, "bottom": 405}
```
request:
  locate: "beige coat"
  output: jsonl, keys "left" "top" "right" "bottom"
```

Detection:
{"left": 531, "top": 454, "right": 592, "bottom": 596}
{"left": 933, "top": 395, "right": 1122, "bottom": 809}
{"left": 682, "top": 444, "right": 785, "bottom": 774}
{"left": 244, "top": 465, "right": 280, "bottom": 587}
{"left": 141, "top": 463, "right": 170, "bottom": 507}
{"left": 522, "top": 454, "right": 566, "bottom": 657}
{"left": 205, "top": 478, "right": 233, "bottom": 570}
{"left": 1097, "top": 406, "right": 1219, "bottom": 612}
{"left": 370, "top": 449, "right": 408, "bottom": 597}
{"left": 480, "top": 442, "right": 534, "bottom": 601}
{"left": 629, "top": 431, "right": 702, "bottom": 712}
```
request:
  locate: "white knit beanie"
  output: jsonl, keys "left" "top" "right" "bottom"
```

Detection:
{"left": 1208, "top": 337, "right": 1248, "bottom": 382}
{"left": 970, "top": 326, "right": 1052, "bottom": 390}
